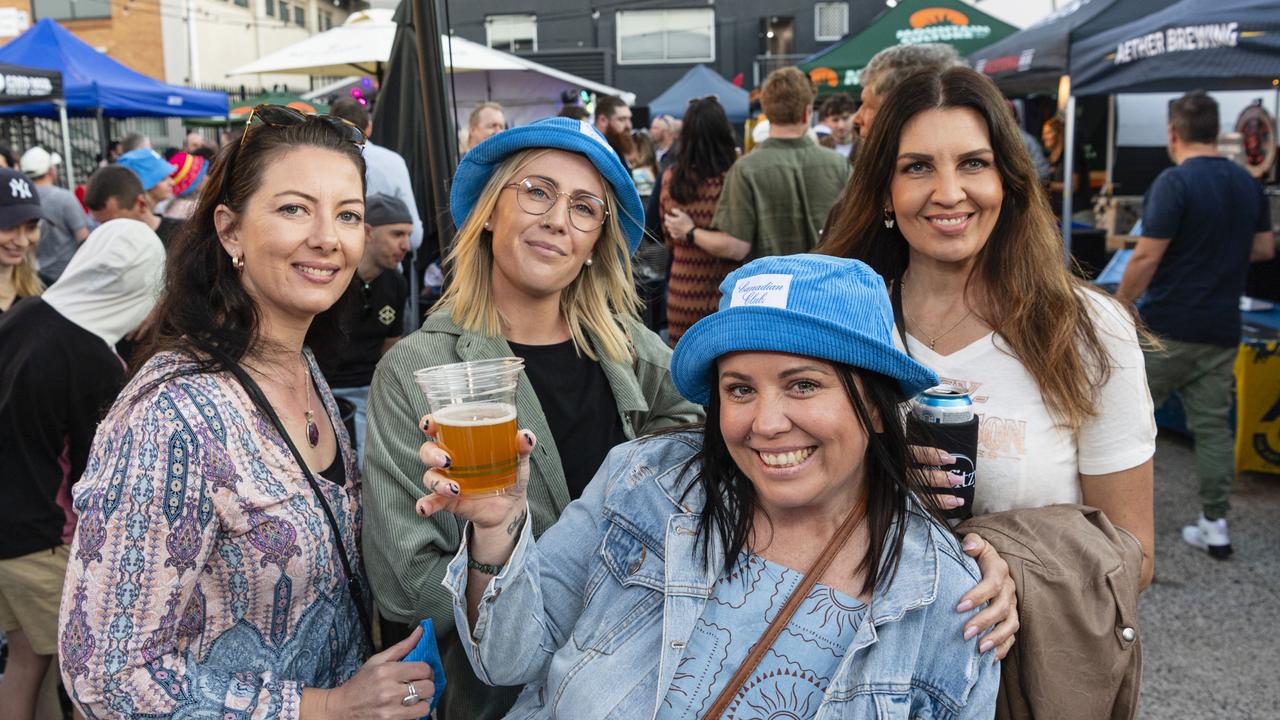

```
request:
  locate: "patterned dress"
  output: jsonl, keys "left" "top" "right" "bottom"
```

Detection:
{"left": 659, "top": 167, "right": 743, "bottom": 345}
{"left": 659, "top": 554, "right": 864, "bottom": 719}
{"left": 59, "top": 350, "right": 367, "bottom": 719}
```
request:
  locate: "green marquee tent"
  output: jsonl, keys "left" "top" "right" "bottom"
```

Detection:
{"left": 800, "top": 0, "right": 1018, "bottom": 95}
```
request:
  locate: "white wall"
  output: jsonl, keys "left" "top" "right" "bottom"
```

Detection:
{"left": 1117, "top": 89, "right": 1280, "bottom": 147}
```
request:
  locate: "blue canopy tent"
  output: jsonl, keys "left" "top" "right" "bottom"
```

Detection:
{"left": 0, "top": 19, "right": 227, "bottom": 118}
{"left": 0, "top": 19, "right": 227, "bottom": 183}
{"left": 647, "top": 65, "right": 750, "bottom": 124}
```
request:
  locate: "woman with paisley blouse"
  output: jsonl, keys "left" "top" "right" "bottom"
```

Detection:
{"left": 58, "top": 107, "right": 436, "bottom": 719}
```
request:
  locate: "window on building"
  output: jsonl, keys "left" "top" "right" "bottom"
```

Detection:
{"left": 814, "top": 3, "right": 849, "bottom": 42}
{"left": 617, "top": 9, "right": 715, "bottom": 65}
{"left": 265, "top": 0, "right": 274, "bottom": 17}
{"left": 32, "top": 0, "right": 111, "bottom": 21}
{"left": 293, "top": 5, "right": 304, "bottom": 28}
{"left": 486, "top": 14, "right": 536, "bottom": 52}
{"left": 234, "top": 0, "right": 248, "bottom": 8}
{"left": 320, "top": 11, "right": 333, "bottom": 31}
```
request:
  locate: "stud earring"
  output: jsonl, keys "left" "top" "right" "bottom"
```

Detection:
{"left": 483, "top": 221, "right": 491, "bottom": 231}
{"left": 882, "top": 207, "right": 896, "bottom": 229}
{"left": 584, "top": 257, "right": 594, "bottom": 267}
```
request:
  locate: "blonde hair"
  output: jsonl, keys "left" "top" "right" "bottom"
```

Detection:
{"left": 435, "top": 148, "right": 641, "bottom": 363}
{"left": 11, "top": 247, "right": 44, "bottom": 298}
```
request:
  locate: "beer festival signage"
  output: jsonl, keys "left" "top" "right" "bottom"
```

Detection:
{"left": 799, "top": 0, "right": 1015, "bottom": 93}
{"left": 1113, "top": 23, "right": 1241, "bottom": 64}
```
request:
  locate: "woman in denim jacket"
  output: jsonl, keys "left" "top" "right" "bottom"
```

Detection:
{"left": 418, "top": 255, "right": 1001, "bottom": 718}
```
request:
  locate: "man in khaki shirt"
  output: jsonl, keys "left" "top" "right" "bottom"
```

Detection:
{"left": 663, "top": 67, "right": 850, "bottom": 260}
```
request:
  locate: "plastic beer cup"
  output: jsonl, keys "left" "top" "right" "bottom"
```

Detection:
{"left": 414, "top": 358, "right": 524, "bottom": 496}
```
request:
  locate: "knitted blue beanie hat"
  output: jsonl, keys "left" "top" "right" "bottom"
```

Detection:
{"left": 671, "top": 254, "right": 938, "bottom": 405}
{"left": 450, "top": 116, "right": 644, "bottom": 256}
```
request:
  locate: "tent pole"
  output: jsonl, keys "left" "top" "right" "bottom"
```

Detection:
{"left": 57, "top": 102, "right": 75, "bottom": 188}
{"left": 1105, "top": 94, "right": 1115, "bottom": 193}
{"left": 96, "top": 108, "right": 108, "bottom": 163}
{"left": 1061, "top": 94, "right": 1076, "bottom": 267}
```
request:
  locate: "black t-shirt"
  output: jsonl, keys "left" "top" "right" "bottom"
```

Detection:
{"left": 1140, "top": 156, "right": 1272, "bottom": 346}
{"left": 330, "top": 270, "right": 408, "bottom": 388}
{"left": 508, "top": 339, "right": 627, "bottom": 501}
{"left": 0, "top": 299, "right": 125, "bottom": 559}
{"left": 155, "top": 216, "right": 184, "bottom": 246}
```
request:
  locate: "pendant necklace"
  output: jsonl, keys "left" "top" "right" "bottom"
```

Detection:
{"left": 902, "top": 280, "right": 974, "bottom": 350}
{"left": 302, "top": 355, "right": 319, "bottom": 447}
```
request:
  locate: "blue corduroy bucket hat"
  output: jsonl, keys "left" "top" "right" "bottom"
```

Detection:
{"left": 671, "top": 254, "right": 938, "bottom": 405}
{"left": 450, "top": 116, "right": 645, "bottom": 256}
{"left": 117, "top": 149, "right": 179, "bottom": 192}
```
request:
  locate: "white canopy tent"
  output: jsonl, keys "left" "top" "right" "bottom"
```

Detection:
{"left": 230, "top": 9, "right": 634, "bottom": 126}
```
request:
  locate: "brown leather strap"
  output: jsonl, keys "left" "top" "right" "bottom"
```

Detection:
{"left": 703, "top": 501, "right": 867, "bottom": 720}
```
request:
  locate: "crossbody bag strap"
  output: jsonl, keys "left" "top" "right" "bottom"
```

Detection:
{"left": 205, "top": 345, "right": 374, "bottom": 654}
{"left": 890, "top": 275, "right": 914, "bottom": 361}
{"left": 703, "top": 501, "right": 868, "bottom": 720}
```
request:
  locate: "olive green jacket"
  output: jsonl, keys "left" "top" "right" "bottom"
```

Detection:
{"left": 361, "top": 310, "right": 702, "bottom": 719}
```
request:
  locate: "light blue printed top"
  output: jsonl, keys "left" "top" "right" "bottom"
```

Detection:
{"left": 659, "top": 553, "right": 865, "bottom": 719}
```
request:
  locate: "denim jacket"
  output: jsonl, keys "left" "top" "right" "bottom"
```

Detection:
{"left": 444, "top": 432, "right": 1000, "bottom": 719}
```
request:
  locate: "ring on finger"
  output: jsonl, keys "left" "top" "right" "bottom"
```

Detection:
{"left": 401, "top": 681, "right": 422, "bottom": 706}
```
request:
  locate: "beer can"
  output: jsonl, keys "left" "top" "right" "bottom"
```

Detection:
{"left": 909, "top": 384, "right": 974, "bottom": 425}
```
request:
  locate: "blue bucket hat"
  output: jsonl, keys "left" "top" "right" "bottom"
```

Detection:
{"left": 450, "top": 116, "right": 644, "bottom": 256}
{"left": 117, "top": 149, "right": 179, "bottom": 192}
{"left": 671, "top": 254, "right": 938, "bottom": 405}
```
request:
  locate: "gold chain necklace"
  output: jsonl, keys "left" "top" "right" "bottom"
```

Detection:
{"left": 901, "top": 280, "right": 975, "bottom": 350}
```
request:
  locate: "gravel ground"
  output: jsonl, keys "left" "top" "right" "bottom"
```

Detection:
{"left": 1138, "top": 435, "right": 1280, "bottom": 719}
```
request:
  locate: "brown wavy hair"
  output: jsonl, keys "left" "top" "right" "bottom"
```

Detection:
{"left": 819, "top": 66, "right": 1114, "bottom": 433}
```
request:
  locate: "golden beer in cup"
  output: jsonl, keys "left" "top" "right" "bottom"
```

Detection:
{"left": 414, "top": 358, "right": 524, "bottom": 496}
{"left": 433, "top": 403, "right": 519, "bottom": 495}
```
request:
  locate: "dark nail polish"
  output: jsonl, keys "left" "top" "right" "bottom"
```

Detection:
{"left": 441, "top": 455, "right": 452, "bottom": 469}
{"left": 523, "top": 431, "right": 535, "bottom": 446}
{"left": 420, "top": 417, "right": 430, "bottom": 432}
{"left": 448, "top": 482, "right": 460, "bottom": 495}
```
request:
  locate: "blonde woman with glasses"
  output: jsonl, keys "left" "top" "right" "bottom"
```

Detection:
{"left": 362, "top": 117, "right": 702, "bottom": 719}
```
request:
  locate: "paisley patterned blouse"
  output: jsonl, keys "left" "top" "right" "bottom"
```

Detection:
{"left": 59, "top": 350, "right": 367, "bottom": 719}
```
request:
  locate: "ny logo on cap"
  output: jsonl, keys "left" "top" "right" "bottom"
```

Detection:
{"left": 9, "top": 177, "right": 31, "bottom": 199}
{"left": 730, "top": 274, "right": 792, "bottom": 309}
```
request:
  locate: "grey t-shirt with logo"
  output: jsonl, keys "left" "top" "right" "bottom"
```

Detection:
{"left": 34, "top": 184, "right": 88, "bottom": 282}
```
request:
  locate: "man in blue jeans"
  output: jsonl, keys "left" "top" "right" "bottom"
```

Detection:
{"left": 1118, "top": 90, "right": 1275, "bottom": 558}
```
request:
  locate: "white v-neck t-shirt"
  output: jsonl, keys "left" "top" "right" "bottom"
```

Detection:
{"left": 896, "top": 290, "right": 1157, "bottom": 514}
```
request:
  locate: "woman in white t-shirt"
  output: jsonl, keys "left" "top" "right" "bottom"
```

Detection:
{"left": 821, "top": 66, "right": 1155, "bottom": 589}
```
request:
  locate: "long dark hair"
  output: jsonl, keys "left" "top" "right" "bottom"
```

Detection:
{"left": 684, "top": 363, "right": 944, "bottom": 597}
{"left": 819, "top": 66, "right": 1114, "bottom": 433}
{"left": 137, "top": 117, "right": 366, "bottom": 379}
{"left": 668, "top": 97, "right": 737, "bottom": 205}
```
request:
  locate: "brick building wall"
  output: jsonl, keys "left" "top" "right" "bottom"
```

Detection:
{"left": 0, "top": 0, "right": 167, "bottom": 80}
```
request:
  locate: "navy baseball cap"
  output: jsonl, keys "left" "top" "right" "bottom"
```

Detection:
{"left": 450, "top": 116, "right": 644, "bottom": 256}
{"left": 0, "top": 167, "right": 44, "bottom": 229}
{"left": 671, "top": 254, "right": 938, "bottom": 405}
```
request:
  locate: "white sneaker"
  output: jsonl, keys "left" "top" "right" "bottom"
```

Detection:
{"left": 1182, "top": 515, "right": 1232, "bottom": 559}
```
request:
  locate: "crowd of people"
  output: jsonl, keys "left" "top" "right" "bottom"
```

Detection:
{"left": 0, "top": 38, "right": 1272, "bottom": 720}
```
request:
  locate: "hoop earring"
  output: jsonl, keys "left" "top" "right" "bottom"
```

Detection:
{"left": 882, "top": 207, "right": 896, "bottom": 229}
{"left": 231, "top": 254, "right": 244, "bottom": 270}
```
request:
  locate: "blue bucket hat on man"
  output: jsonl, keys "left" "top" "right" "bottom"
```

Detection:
{"left": 450, "top": 116, "right": 645, "bottom": 256}
{"left": 116, "top": 149, "right": 179, "bottom": 192}
{"left": 671, "top": 254, "right": 939, "bottom": 405}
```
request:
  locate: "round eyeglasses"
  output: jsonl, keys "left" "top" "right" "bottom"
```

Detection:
{"left": 503, "top": 177, "right": 609, "bottom": 233}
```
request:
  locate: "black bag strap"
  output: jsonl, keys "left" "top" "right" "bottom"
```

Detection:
{"left": 206, "top": 345, "right": 373, "bottom": 654}
{"left": 890, "top": 275, "right": 914, "bottom": 360}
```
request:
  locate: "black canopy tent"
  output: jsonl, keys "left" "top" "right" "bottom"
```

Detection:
{"left": 1070, "top": 0, "right": 1280, "bottom": 95}
{"left": 1057, "top": 0, "right": 1280, "bottom": 257}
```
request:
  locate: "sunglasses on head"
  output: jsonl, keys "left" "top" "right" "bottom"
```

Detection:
{"left": 240, "top": 104, "right": 367, "bottom": 149}
{"left": 222, "top": 104, "right": 366, "bottom": 203}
